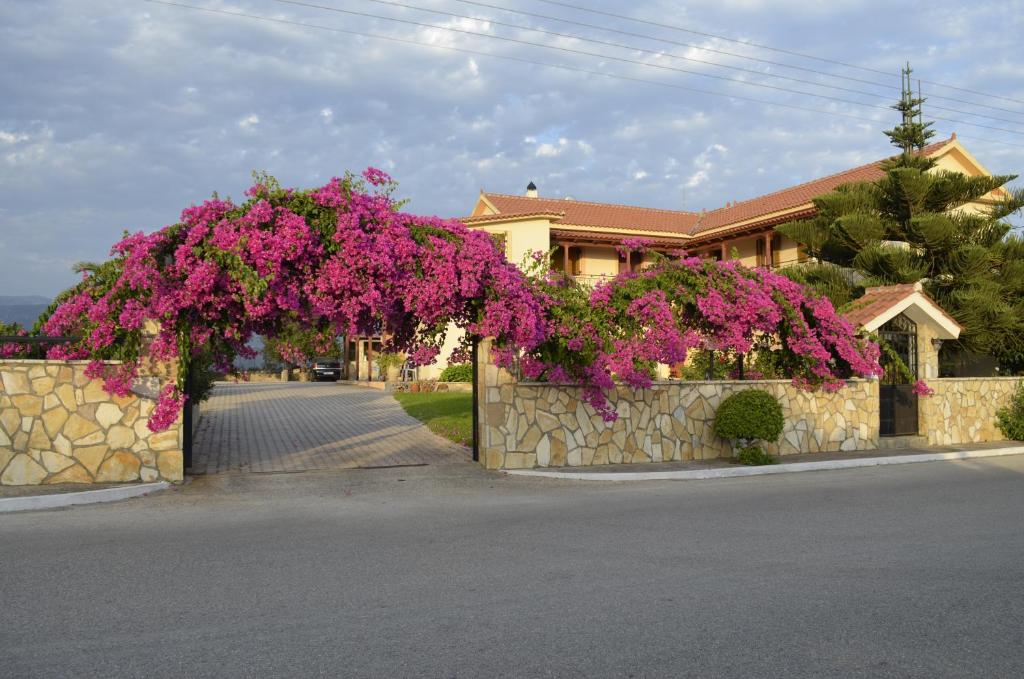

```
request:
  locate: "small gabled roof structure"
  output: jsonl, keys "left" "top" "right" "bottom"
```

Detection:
{"left": 842, "top": 282, "right": 962, "bottom": 339}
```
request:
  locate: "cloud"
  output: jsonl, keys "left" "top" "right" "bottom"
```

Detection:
{"left": 0, "top": 0, "right": 1020, "bottom": 295}
{"left": 685, "top": 143, "right": 729, "bottom": 189}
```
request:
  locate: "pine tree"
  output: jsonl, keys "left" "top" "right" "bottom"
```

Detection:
{"left": 777, "top": 79, "right": 1024, "bottom": 364}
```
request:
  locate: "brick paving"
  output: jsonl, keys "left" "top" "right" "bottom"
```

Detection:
{"left": 191, "top": 382, "right": 470, "bottom": 474}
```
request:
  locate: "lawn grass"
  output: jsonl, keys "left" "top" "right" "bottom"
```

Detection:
{"left": 393, "top": 391, "right": 472, "bottom": 446}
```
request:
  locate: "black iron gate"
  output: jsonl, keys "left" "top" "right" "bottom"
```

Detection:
{"left": 879, "top": 313, "right": 919, "bottom": 437}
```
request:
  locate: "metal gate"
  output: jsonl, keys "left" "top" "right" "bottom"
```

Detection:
{"left": 879, "top": 313, "right": 919, "bottom": 437}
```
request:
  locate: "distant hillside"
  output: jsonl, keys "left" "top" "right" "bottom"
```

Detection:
{"left": 0, "top": 296, "right": 51, "bottom": 328}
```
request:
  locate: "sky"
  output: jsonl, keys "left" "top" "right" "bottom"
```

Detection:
{"left": 2, "top": 0, "right": 1023, "bottom": 297}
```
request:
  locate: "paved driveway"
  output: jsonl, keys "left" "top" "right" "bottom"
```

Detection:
{"left": 191, "top": 382, "right": 470, "bottom": 474}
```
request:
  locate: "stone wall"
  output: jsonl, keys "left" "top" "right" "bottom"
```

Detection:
{"left": 476, "top": 344, "right": 879, "bottom": 470}
{"left": 0, "top": 360, "right": 183, "bottom": 485}
{"left": 921, "top": 377, "right": 1023, "bottom": 446}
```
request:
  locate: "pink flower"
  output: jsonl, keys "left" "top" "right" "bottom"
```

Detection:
{"left": 912, "top": 380, "right": 935, "bottom": 397}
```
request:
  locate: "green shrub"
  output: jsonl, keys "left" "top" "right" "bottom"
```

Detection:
{"left": 714, "top": 389, "right": 785, "bottom": 443}
{"left": 996, "top": 383, "right": 1024, "bottom": 441}
{"left": 736, "top": 445, "right": 777, "bottom": 466}
{"left": 440, "top": 363, "right": 473, "bottom": 382}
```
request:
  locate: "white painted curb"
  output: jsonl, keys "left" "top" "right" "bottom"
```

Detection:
{"left": 505, "top": 446, "right": 1024, "bottom": 482}
{"left": 0, "top": 482, "right": 171, "bottom": 513}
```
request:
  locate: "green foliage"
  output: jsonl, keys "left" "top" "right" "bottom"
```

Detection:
{"left": 714, "top": 389, "right": 785, "bottom": 443}
{"left": 677, "top": 350, "right": 730, "bottom": 380}
{"left": 996, "top": 384, "right": 1024, "bottom": 441}
{"left": 375, "top": 352, "right": 405, "bottom": 373}
{"left": 780, "top": 262, "right": 864, "bottom": 308}
{"left": 736, "top": 444, "right": 777, "bottom": 466}
{"left": 262, "top": 324, "right": 341, "bottom": 367}
{"left": 393, "top": 392, "right": 472, "bottom": 446}
{"left": 187, "top": 350, "right": 220, "bottom": 403}
{"left": 777, "top": 137, "right": 1024, "bottom": 361}
{"left": 440, "top": 363, "right": 473, "bottom": 382}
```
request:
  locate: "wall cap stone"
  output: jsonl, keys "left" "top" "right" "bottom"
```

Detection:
{"left": 516, "top": 378, "right": 873, "bottom": 388}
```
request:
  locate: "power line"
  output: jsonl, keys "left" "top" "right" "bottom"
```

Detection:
{"left": 533, "top": 0, "right": 891, "bottom": 76}
{"left": 455, "top": 0, "right": 1024, "bottom": 119}
{"left": 344, "top": 0, "right": 1023, "bottom": 127}
{"left": 264, "top": 0, "right": 1024, "bottom": 137}
{"left": 533, "top": 0, "right": 1024, "bottom": 108}
{"left": 140, "top": 0, "right": 1024, "bottom": 149}
{"left": 450, "top": 0, "right": 895, "bottom": 88}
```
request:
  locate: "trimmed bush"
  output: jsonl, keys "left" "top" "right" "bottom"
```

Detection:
{"left": 736, "top": 444, "right": 777, "bottom": 466}
{"left": 996, "top": 383, "right": 1024, "bottom": 441}
{"left": 440, "top": 363, "right": 473, "bottom": 382}
{"left": 714, "top": 389, "right": 785, "bottom": 444}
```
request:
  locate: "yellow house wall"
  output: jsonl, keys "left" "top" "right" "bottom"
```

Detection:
{"left": 775, "top": 235, "right": 803, "bottom": 268}
{"left": 728, "top": 237, "right": 758, "bottom": 266}
{"left": 472, "top": 219, "right": 551, "bottom": 268}
{"left": 720, "top": 233, "right": 801, "bottom": 268}
{"left": 580, "top": 247, "right": 619, "bottom": 277}
{"left": 930, "top": 146, "right": 1002, "bottom": 214}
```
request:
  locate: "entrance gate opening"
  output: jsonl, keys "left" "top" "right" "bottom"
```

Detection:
{"left": 879, "top": 313, "right": 919, "bottom": 437}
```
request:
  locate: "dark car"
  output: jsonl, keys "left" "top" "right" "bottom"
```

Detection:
{"left": 312, "top": 358, "right": 341, "bottom": 381}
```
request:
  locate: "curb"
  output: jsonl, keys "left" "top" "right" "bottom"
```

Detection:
{"left": 0, "top": 482, "right": 171, "bottom": 513}
{"left": 504, "top": 446, "right": 1024, "bottom": 482}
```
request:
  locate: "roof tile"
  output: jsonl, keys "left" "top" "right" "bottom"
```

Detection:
{"left": 465, "top": 138, "right": 955, "bottom": 240}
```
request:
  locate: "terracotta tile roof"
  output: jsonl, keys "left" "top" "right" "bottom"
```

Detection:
{"left": 691, "top": 138, "right": 955, "bottom": 235}
{"left": 479, "top": 193, "right": 700, "bottom": 234}
{"left": 842, "top": 284, "right": 920, "bottom": 328}
{"left": 464, "top": 138, "right": 955, "bottom": 241}
{"left": 462, "top": 211, "right": 565, "bottom": 224}
{"left": 842, "top": 282, "right": 963, "bottom": 331}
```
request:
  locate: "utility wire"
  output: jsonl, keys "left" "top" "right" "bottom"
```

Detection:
{"left": 534, "top": 0, "right": 893, "bottom": 76}
{"left": 451, "top": 0, "right": 894, "bottom": 88}
{"left": 455, "top": 0, "right": 1024, "bottom": 117}
{"left": 265, "top": 0, "right": 1024, "bottom": 137}
{"left": 341, "top": 0, "right": 1023, "bottom": 127}
{"left": 534, "top": 0, "right": 1024, "bottom": 108}
{"left": 141, "top": 0, "right": 1024, "bottom": 149}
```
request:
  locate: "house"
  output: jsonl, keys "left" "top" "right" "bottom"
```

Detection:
{"left": 355, "top": 135, "right": 1005, "bottom": 381}
{"left": 460, "top": 135, "right": 1003, "bottom": 278}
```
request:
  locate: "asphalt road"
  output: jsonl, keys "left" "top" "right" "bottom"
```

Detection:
{"left": 2, "top": 456, "right": 1023, "bottom": 678}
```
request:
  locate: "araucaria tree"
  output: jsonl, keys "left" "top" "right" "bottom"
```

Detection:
{"left": 778, "top": 125, "right": 1024, "bottom": 363}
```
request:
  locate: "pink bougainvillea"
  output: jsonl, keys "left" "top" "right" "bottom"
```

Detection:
{"left": 522, "top": 249, "right": 881, "bottom": 422}
{"left": 912, "top": 380, "right": 935, "bottom": 396}
{"left": 43, "top": 169, "right": 546, "bottom": 431}
{"left": 42, "top": 168, "right": 880, "bottom": 431}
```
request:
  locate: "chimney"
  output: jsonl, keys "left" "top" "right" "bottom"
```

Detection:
{"left": 525, "top": 181, "right": 538, "bottom": 198}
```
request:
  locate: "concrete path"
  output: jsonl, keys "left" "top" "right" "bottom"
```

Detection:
{"left": 190, "top": 382, "right": 469, "bottom": 474}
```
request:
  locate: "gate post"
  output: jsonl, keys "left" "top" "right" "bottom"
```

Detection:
{"left": 471, "top": 337, "right": 480, "bottom": 463}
